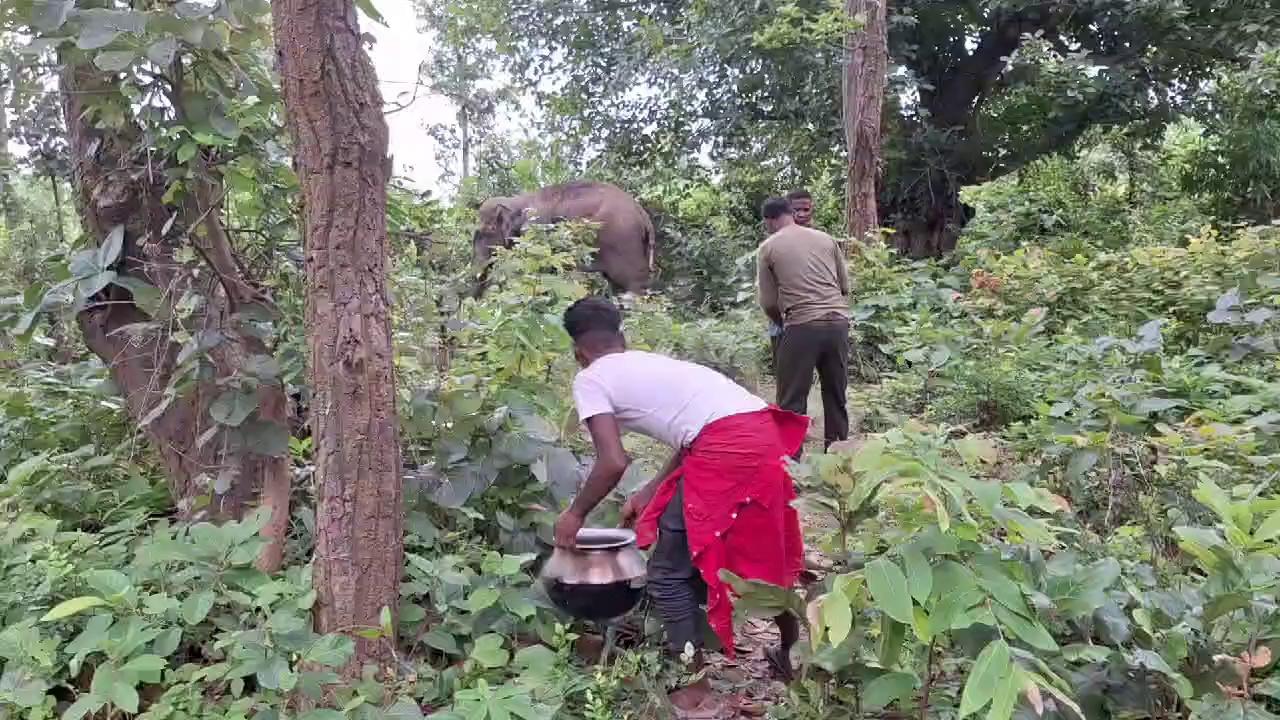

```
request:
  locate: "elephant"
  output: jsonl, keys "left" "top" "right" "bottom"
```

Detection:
{"left": 471, "top": 181, "right": 655, "bottom": 298}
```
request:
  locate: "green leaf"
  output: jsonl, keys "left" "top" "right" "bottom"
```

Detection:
{"left": 465, "top": 587, "right": 500, "bottom": 613}
{"left": 863, "top": 671, "right": 918, "bottom": 710}
{"left": 469, "top": 634, "right": 509, "bottom": 669}
{"left": 210, "top": 389, "right": 260, "bottom": 427}
{"left": 147, "top": 37, "right": 177, "bottom": 66}
{"left": 32, "top": 0, "right": 75, "bottom": 31}
{"left": 297, "top": 711, "right": 346, "bottom": 720}
{"left": 1255, "top": 508, "right": 1280, "bottom": 543}
{"left": 992, "top": 603, "right": 1058, "bottom": 652}
{"left": 7, "top": 454, "right": 50, "bottom": 486}
{"left": 423, "top": 629, "right": 459, "bottom": 655}
{"left": 241, "top": 354, "right": 281, "bottom": 381}
{"left": 152, "top": 628, "right": 182, "bottom": 657}
{"left": 305, "top": 635, "right": 354, "bottom": 667}
{"left": 93, "top": 49, "right": 137, "bottom": 72}
{"left": 1131, "top": 649, "right": 1192, "bottom": 699}
{"left": 181, "top": 590, "right": 216, "bottom": 624}
{"left": 1062, "top": 644, "right": 1115, "bottom": 663}
{"left": 878, "top": 616, "right": 906, "bottom": 668}
{"left": 41, "top": 596, "right": 108, "bottom": 621}
{"left": 75, "top": 9, "right": 147, "bottom": 50}
{"left": 384, "top": 697, "right": 425, "bottom": 720}
{"left": 1204, "top": 592, "right": 1252, "bottom": 621}
{"left": 959, "top": 639, "right": 1011, "bottom": 718}
{"left": 176, "top": 142, "right": 198, "bottom": 164}
{"left": 353, "top": 0, "right": 387, "bottom": 26}
{"left": 987, "top": 673, "right": 1019, "bottom": 720}
{"left": 866, "top": 558, "right": 914, "bottom": 625}
{"left": 86, "top": 570, "right": 131, "bottom": 598}
{"left": 75, "top": 270, "right": 117, "bottom": 302}
{"left": 901, "top": 546, "right": 933, "bottom": 604}
{"left": 120, "top": 654, "right": 166, "bottom": 683}
{"left": 821, "top": 592, "right": 853, "bottom": 646}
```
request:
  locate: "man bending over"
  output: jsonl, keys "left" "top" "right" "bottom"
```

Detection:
{"left": 553, "top": 297, "right": 807, "bottom": 717}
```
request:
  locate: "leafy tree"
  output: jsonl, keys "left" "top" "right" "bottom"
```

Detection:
{"left": 1, "top": 0, "right": 293, "bottom": 569}
{"left": 1180, "top": 45, "right": 1280, "bottom": 224}
{"left": 272, "top": 0, "right": 405, "bottom": 672}
{"left": 424, "top": 0, "right": 1280, "bottom": 254}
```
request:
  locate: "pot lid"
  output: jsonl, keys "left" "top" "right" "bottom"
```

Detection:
{"left": 575, "top": 527, "right": 636, "bottom": 550}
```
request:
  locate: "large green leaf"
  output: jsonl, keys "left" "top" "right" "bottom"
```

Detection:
{"left": 41, "top": 596, "right": 108, "bottom": 622}
{"left": 821, "top": 593, "right": 853, "bottom": 646}
{"left": 210, "top": 389, "right": 260, "bottom": 427}
{"left": 959, "top": 639, "right": 1011, "bottom": 718}
{"left": 469, "top": 634, "right": 509, "bottom": 669}
{"left": 862, "top": 671, "right": 919, "bottom": 710}
{"left": 901, "top": 546, "right": 933, "bottom": 604}
{"left": 181, "top": 590, "right": 215, "bottom": 625}
{"left": 866, "top": 558, "right": 914, "bottom": 625}
{"left": 992, "top": 603, "right": 1057, "bottom": 652}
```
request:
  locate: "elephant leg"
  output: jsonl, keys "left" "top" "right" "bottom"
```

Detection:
{"left": 596, "top": 222, "right": 652, "bottom": 295}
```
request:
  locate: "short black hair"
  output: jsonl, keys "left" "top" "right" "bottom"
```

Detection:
{"left": 762, "top": 196, "right": 793, "bottom": 220}
{"left": 563, "top": 296, "right": 624, "bottom": 346}
{"left": 786, "top": 189, "right": 813, "bottom": 202}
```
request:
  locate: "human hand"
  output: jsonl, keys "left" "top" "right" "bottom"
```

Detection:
{"left": 553, "top": 510, "right": 584, "bottom": 549}
{"left": 619, "top": 495, "right": 642, "bottom": 528}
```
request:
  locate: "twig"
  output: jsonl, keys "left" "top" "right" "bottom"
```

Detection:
{"left": 919, "top": 638, "right": 937, "bottom": 720}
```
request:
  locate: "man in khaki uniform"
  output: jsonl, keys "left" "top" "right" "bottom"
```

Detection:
{"left": 757, "top": 197, "right": 850, "bottom": 449}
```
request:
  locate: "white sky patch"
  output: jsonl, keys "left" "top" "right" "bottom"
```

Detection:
{"left": 365, "top": 1, "right": 452, "bottom": 193}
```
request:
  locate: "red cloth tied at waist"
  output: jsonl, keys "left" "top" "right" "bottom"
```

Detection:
{"left": 635, "top": 405, "right": 809, "bottom": 657}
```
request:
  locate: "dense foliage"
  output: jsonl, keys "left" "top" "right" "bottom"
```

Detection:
{"left": 2, "top": 0, "right": 1280, "bottom": 718}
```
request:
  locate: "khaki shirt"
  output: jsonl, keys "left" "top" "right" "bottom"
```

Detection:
{"left": 757, "top": 224, "right": 850, "bottom": 327}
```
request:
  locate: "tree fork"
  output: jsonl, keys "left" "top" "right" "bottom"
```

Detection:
{"left": 272, "top": 0, "right": 405, "bottom": 673}
{"left": 60, "top": 60, "right": 290, "bottom": 570}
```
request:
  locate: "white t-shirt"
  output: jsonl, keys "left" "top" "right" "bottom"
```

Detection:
{"left": 572, "top": 350, "right": 767, "bottom": 448}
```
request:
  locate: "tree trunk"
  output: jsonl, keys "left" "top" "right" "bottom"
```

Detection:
{"left": 0, "top": 79, "right": 21, "bottom": 234}
{"left": 272, "top": 0, "right": 404, "bottom": 674}
{"left": 49, "top": 172, "right": 66, "bottom": 246}
{"left": 60, "top": 61, "right": 290, "bottom": 571}
{"left": 842, "top": 0, "right": 887, "bottom": 245}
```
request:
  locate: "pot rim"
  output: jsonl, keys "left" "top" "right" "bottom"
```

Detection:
{"left": 574, "top": 527, "right": 637, "bottom": 550}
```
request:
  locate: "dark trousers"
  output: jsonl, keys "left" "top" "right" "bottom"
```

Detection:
{"left": 647, "top": 484, "right": 708, "bottom": 656}
{"left": 776, "top": 319, "right": 850, "bottom": 449}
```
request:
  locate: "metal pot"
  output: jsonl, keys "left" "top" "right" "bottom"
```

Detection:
{"left": 540, "top": 528, "right": 647, "bottom": 621}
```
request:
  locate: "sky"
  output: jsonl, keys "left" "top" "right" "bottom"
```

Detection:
{"left": 366, "top": 1, "right": 453, "bottom": 193}
{"left": 0, "top": 6, "right": 460, "bottom": 194}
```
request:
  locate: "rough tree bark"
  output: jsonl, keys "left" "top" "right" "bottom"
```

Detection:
{"left": 0, "top": 76, "right": 21, "bottom": 234}
{"left": 272, "top": 0, "right": 404, "bottom": 672}
{"left": 843, "top": 0, "right": 887, "bottom": 245}
{"left": 60, "top": 62, "right": 290, "bottom": 571}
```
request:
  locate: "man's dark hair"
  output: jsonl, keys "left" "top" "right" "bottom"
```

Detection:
{"left": 563, "top": 296, "right": 624, "bottom": 346}
{"left": 786, "top": 189, "right": 813, "bottom": 202}
{"left": 762, "top": 196, "right": 793, "bottom": 220}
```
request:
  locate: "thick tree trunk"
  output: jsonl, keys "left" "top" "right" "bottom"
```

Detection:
{"left": 60, "top": 62, "right": 290, "bottom": 570}
{"left": 843, "top": 0, "right": 887, "bottom": 245}
{"left": 272, "top": 0, "right": 404, "bottom": 673}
